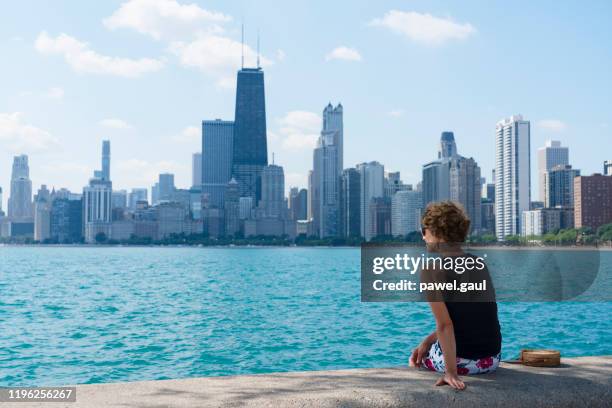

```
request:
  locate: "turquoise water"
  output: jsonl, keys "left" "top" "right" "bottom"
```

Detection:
{"left": 0, "top": 247, "right": 610, "bottom": 386}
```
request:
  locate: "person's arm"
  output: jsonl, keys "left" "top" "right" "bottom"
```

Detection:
{"left": 429, "top": 302, "right": 465, "bottom": 390}
{"left": 409, "top": 331, "right": 437, "bottom": 367}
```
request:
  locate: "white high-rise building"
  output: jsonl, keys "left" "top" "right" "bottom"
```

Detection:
{"left": 357, "top": 161, "right": 384, "bottom": 241}
{"left": 192, "top": 152, "right": 202, "bottom": 188}
{"left": 391, "top": 190, "right": 423, "bottom": 236}
{"left": 83, "top": 179, "right": 112, "bottom": 242}
{"left": 8, "top": 155, "right": 33, "bottom": 219}
{"left": 83, "top": 141, "right": 113, "bottom": 242}
{"left": 537, "top": 140, "right": 568, "bottom": 202}
{"left": 495, "top": 115, "right": 531, "bottom": 240}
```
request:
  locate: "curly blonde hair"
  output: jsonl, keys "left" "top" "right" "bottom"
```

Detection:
{"left": 421, "top": 201, "right": 471, "bottom": 242}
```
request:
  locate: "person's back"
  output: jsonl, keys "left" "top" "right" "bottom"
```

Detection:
{"left": 409, "top": 201, "right": 503, "bottom": 389}
{"left": 446, "top": 301, "right": 501, "bottom": 360}
{"left": 443, "top": 254, "right": 501, "bottom": 359}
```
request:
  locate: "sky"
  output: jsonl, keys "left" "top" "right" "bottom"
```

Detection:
{"left": 1, "top": 0, "right": 611, "bottom": 210}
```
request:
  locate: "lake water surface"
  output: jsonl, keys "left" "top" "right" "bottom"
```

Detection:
{"left": 0, "top": 247, "right": 610, "bottom": 386}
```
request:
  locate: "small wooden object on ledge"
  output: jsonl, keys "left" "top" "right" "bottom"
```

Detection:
{"left": 519, "top": 349, "right": 561, "bottom": 367}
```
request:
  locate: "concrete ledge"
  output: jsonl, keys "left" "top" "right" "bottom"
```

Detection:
{"left": 9, "top": 356, "right": 612, "bottom": 408}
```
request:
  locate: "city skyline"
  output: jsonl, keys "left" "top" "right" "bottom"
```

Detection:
{"left": 1, "top": 0, "right": 612, "bottom": 211}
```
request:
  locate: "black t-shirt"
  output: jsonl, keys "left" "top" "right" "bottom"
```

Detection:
{"left": 446, "top": 255, "right": 501, "bottom": 359}
{"left": 421, "top": 252, "right": 502, "bottom": 359}
{"left": 445, "top": 301, "right": 502, "bottom": 359}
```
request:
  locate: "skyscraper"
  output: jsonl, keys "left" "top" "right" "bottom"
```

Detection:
{"left": 259, "top": 164, "right": 285, "bottom": 218}
{"left": 34, "top": 185, "right": 51, "bottom": 241}
{"left": 83, "top": 178, "right": 112, "bottom": 242}
{"left": 340, "top": 168, "right": 361, "bottom": 237}
{"left": 423, "top": 132, "right": 456, "bottom": 205}
{"left": 8, "top": 155, "right": 33, "bottom": 219}
{"left": 102, "top": 140, "right": 110, "bottom": 181}
{"left": 83, "top": 141, "right": 113, "bottom": 242}
{"left": 544, "top": 164, "right": 580, "bottom": 208}
{"left": 289, "top": 187, "right": 308, "bottom": 221}
{"left": 311, "top": 103, "right": 343, "bottom": 237}
{"left": 158, "top": 173, "right": 175, "bottom": 202}
{"left": 495, "top": 115, "right": 531, "bottom": 240}
{"left": 391, "top": 190, "right": 423, "bottom": 236}
{"left": 50, "top": 197, "right": 83, "bottom": 243}
{"left": 312, "top": 140, "right": 338, "bottom": 236}
{"left": 357, "top": 161, "right": 384, "bottom": 241}
{"left": 422, "top": 132, "right": 481, "bottom": 233}
{"left": 574, "top": 174, "right": 612, "bottom": 230}
{"left": 450, "top": 156, "right": 482, "bottom": 232}
{"left": 323, "top": 103, "right": 343, "bottom": 173}
{"left": 307, "top": 170, "right": 314, "bottom": 221}
{"left": 537, "top": 140, "right": 569, "bottom": 201}
{"left": 369, "top": 197, "right": 392, "bottom": 238}
{"left": 192, "top": 152, "right": 202, "bottom": 189}
{"left": 232, "top": 67, "right": 268, "bottom": 202}
{"left": 202, "top": 119, "right": 234, "bottom": 208}
{"left": 224, "top": 178, "right": 240, "bottom": 236}
{"left": 422, "top": 159, "right": 450, "bottom": 205}
{"left": 439, "top": 131, "right": 457, "bottom": 159}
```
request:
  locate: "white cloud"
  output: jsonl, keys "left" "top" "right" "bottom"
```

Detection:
{"left": 35, "top": 31, "right": 164, "bottom": 77}
{"left": 387, "top": 109, "right": 404, "bottom": 118}
{"left": 537, "top": 119, "right": 567, "bottom": 132}
{"left": 103, "top": 0, "right": 231, "bottom": 40}
{"left": 275, "top": 111, "right": 320, "bottom": 151}
{"left": 169, "top": 34, "right": 272, "bottom": 88}
{"left": 172, "top": 125, "right": 200, "bottom": 142}
{"left": 325, "top": 46, "right": 362, "bottom": 62}
{"left": 276, "top": 49, "right": 286, "bottom": 62}
{"left": 369, "top": 10, "right": 476, "bottom": 46}
{"left": 99, "top": 118, "right": 133, "bottom": 129}
{"left": 0, "top": 112, "right": 58, "bottom": 152}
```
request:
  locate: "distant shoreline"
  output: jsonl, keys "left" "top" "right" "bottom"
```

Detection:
{"left": 1, "top": 243, "right": 610, "bottom": 251}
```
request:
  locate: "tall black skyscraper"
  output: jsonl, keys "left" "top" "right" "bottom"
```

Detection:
{"left": 232, "top": 67, "right": 268, "bottom": 203}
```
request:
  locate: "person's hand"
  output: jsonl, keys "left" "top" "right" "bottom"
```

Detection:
{"left": 435, "top": 373, "right": 466, "bottom": 390}
{"left": 408, "top": 341, "right": 431, "bottom": 368}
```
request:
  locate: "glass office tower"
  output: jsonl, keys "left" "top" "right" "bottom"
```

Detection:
{"left": 232, "top": 67, "right": 268, "bottom": 203}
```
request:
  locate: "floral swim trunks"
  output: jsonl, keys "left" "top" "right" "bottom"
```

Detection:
{"left": 423, "top": 340, "right": 501, "bottom": 375}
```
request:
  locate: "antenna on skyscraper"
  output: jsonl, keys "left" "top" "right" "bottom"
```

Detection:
{"left": 257, "top": 29, "right": 260, "bottom": 69}
{"left": 272, "top": 152, "right": 275, "bottom": 165}
{"left": 241, "top": 23, "right": 245, "bottom": 69}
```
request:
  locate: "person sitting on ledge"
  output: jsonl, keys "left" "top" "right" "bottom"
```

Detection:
{"left": 409, "top": 201, "right": 502, "bottom": 390}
